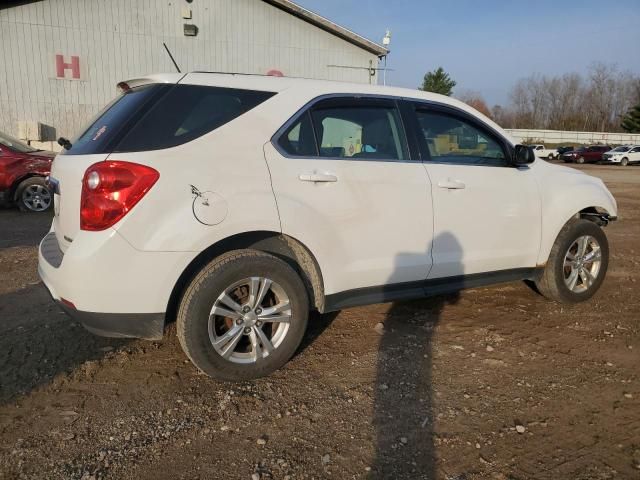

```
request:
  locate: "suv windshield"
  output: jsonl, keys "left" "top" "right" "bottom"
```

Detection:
{"left": 0, "top": 131, "right": 38, "bottom": 153}
{"left": 612, "top": 146, "right": 631, "bottom": 152}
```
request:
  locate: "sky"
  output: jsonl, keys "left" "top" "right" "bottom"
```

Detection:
{"left": 294, "top": 0, "right": 640, "bottom": 106}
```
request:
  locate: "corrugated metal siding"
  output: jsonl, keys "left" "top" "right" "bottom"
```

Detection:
{"left": 0, "top": 0, "right": 379, "bottom": 138}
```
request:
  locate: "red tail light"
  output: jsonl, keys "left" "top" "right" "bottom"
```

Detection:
{"left": 80, "top": 161, "right": 159, "bottom": 231}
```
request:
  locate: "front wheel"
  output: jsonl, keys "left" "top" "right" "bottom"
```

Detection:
{"left": 535, "top": 219, "right": 609, "bottom": 303}
{"left": 548, "top": 153, "right": 554, "bottom": 160}
{"left": 177, "top": 250, "right": 309, "bottom": 381}
{"left": 620, "top": 157, "right": 629, "bottom": 166}
{"left": 576, "top": 156, "right": 585, "bottom": 164}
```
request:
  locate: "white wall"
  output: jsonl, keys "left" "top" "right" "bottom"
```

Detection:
{"left": 0, "top": 0, "right": 379, "bottom": 140}
{"left": 507, "top": 129, "right": 640, "bottom": 145}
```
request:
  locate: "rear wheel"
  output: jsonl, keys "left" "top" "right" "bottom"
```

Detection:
{"left": 16, "top": 177, "right": 52, "bottom": 212}
{"left": 177, "top": 250, "right": 309, "bottom": 381}
{"left": 621, "top": 157, "right": 629, "bottom": 166}
{"left": 535, "top": 219, "right": 608, "bottom": 303}
{"left": 547, "top": 153, "right": 554, "bottom": 160}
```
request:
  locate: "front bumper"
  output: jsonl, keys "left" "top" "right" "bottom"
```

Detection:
{"left": 38, "top": 229, "right": 195, "bottom": 340}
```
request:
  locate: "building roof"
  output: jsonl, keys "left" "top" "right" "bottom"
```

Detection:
{"left": 2, "top": 0, "right": 388, "bottom": 57}
{"left": 262, "top": 0, "right": 388, "bottom": 57}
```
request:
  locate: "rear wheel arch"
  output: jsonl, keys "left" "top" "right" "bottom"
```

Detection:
{"left": 165, "top": 231, "right": 325, "bottom": 327}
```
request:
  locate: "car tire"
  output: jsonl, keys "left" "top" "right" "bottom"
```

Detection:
{"left": 547, "top": 154, "right": 554, "bottom": 160}
{"left": 177, "top": 249, "right": 309, "bottom": 381}
{"left": 576, "top": 157, "right": 585, "bottom": 164}
{"left": 621, "top": 157, "right": 629, "bottom": 167}
{"left": 535, "top": 219, "right": 609, "bottom": 303}
{"left": 16, "top": 177, "right": 53, "bottom": 212}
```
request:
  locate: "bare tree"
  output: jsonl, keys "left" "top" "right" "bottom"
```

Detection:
{"left": 496, "top": 64, "right": 639, "bottom": 132}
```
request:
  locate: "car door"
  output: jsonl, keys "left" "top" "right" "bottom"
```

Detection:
{"left": 263, "top": 96, "right": 434, "bottom": 297}
{"left": 405, "top": 101, "right": 541, "bottom": 279}
{"left": 629, "top": 146, "right": 640, "bottom": 163}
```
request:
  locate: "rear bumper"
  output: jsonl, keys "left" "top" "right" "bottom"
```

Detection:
{"left": 56, "top": 299, "right": 165, "bottom": 340}
{"left": 38, "top": 228, "right": 195, "bottom": 340}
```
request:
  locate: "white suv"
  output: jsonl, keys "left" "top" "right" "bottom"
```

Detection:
{"left": 602, "top": 145, "right": 640, "bottom": 166}
{"left": 39, "top": 73, "right": 617, "bottom": 380}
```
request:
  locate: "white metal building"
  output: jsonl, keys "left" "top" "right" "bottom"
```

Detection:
{"left": 0, "top": 0, "right": 387, "bottom": 149}
{"left": 506, "top": 129, "right": 640, "bottom": 146}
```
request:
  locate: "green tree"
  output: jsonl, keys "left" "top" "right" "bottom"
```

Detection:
{"left": 420, "top": 67, "right": 457, "bottom": 96}
{"left": 621, "top": 103, "right": 640, "bottom": 133}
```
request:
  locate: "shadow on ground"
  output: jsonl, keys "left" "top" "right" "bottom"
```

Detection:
{"left": 370, "top": 232, "right": 463, "bottom": 479}
{"left": 0, "top": 284, "right": 128, "bottom": 405}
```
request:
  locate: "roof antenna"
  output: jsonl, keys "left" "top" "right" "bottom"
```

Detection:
{"left": 163, "top": 42, "right": 181, "bottom": 73}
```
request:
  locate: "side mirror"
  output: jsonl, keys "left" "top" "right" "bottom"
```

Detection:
{"left": 512, "top": 144, "right": 535, "bottom": 166}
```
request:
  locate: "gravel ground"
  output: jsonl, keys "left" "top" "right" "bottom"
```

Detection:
{"left": 0, "top": 164, "right": 639, "bottom": 479}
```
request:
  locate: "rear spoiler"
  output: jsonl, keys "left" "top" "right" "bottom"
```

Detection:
{"left": 116, "top": 73, "right": 186, "bottom": 92}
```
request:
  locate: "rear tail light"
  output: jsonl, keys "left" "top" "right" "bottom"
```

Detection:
{"left": 80, "top": 161, "right": 159, "bottom": 231}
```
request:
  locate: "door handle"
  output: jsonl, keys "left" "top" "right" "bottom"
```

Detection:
{"left": 299, "top": 173, "right": 338, "bottom": 183}
{"left": 437, "top": 179, "right": 466, "bottom": 190}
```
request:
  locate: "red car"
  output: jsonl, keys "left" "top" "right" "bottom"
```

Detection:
{"left": 0, "top": 131, "right": 55, "bottom": 212}
{"left": 560, "top": 145, "right": 611, "bottom": 164}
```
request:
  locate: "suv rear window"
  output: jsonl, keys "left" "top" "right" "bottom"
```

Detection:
{"left": 64, "top": 84, "right": 275, "bottom": 155}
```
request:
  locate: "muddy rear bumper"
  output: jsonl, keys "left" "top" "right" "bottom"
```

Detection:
{"left": 56, "top": 300, "right": 165, "bottom": 340}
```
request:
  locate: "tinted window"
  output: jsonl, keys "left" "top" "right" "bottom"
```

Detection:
{"left": 415, "top": 110, "right": 507, "bottom": 166}
{"left": 115, "top": 85, "right": 275, "bottom": 152}
{"left": 64, "top": 84, "right": 167, "bottom": 155}
{"left": 64, "top": 84, "right": 274, "bottom": 155}
{"left": 278, "top": 111, "right": 317, "bottom": 156}
{"left": 310, "top": 104, "right": 408, "bottom": 160}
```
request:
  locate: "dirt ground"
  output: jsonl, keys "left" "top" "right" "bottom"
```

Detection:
{"left": 0, "top": 164, "right": 639, "bottom": 480}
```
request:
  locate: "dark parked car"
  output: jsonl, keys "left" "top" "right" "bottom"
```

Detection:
{"left": 561, "top": 145, "right": 611, "bottom": 164}
{"left": 0, "top": 131, "right": 55, "bottom": 212}
{"left": 557, "top": 146, "right": 575, "bottom": 156}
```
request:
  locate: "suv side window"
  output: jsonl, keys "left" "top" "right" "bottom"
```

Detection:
{"left": 310, "top": 101, "right": 408, "bottom": 160}
{"left": 116, "top": 86, "right": 275, "bottom": 152}
{"left": 278, "top": 111, "right": 317, "bottom": 156}
{"left": 414, "top": 108, "right": 508, "bottom": 167}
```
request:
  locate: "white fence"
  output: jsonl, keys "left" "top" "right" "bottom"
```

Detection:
{"left": 505, "top": 129, "right": 640, "bottom": 145}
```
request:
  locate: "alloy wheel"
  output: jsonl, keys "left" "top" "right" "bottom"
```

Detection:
{"left": 208, "top": 277, "right": 291, "bottom": 364}
{"left": 563, "top": 235, "right": 602, "bottom": 293}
